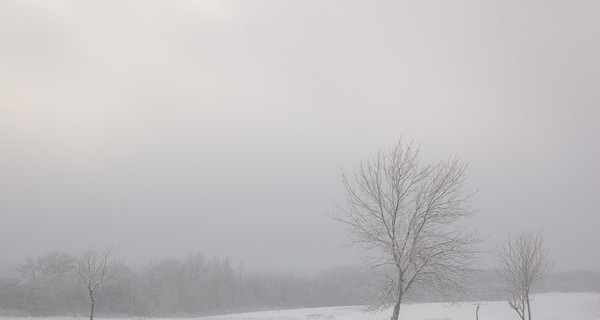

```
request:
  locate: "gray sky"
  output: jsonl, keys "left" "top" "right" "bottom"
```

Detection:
{"left": 1, "top": 0, "right": 599, "bottom": 273}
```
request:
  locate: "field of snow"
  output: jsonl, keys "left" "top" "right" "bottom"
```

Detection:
{"left": 204, "top": 292, "right": 599, "bottom": 320}
{"left": 1, "top": 292, "right": 598, "bottom": 320}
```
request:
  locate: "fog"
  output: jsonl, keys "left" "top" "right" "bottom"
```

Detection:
{"left": 1, "top": 1, "right": 599, "bottom": 273}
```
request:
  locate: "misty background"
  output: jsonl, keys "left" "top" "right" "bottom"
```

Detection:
{"left": 1, "top": 0, "right": 599, "bottom": 278}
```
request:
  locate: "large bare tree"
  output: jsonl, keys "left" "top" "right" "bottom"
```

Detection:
{"left": 497, "top": 232, "right": 553, "bottom": 320}
{"left": 77, "top": 247, "right": 119, "bottom": 320}
{"left": 334, "top": 140, "right": 480, "bottom": 320}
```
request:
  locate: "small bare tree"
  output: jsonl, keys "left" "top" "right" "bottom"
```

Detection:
{"left": 497, "top": 232, "right": 553, "bottom": 320}
{"left": 334, "top": 140, "right": 480, "bottom": 320}
{"left": 77, "top": 247, "right": 119, "bottom": 320}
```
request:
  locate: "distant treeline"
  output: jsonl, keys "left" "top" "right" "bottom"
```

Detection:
{"left": 0, "top": 251, "right": 598, "bottom": 317}
{"left": 0, "top": 251, "right": 377, "bottom": 317}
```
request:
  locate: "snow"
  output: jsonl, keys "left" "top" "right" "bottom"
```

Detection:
{"left": 205, "top": 292, "right": 600, "bottom": 320}
{"left": 1, "top": 292, "right": 598, "bottom": 320}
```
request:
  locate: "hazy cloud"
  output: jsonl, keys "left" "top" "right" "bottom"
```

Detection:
{"left": 1, "top": 0, "right": 598, "bottom": 272}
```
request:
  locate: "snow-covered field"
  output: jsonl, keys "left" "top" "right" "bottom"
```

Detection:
{"left": 205, "top": 292, "right": 599, "bottom": 320}
{"left": 2, "top": 292, "right": 598, "bottom": 320}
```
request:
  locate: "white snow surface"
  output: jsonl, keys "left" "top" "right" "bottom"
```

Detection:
{"left": 2, "top": 292, "right": 598, "bottom": 320}
{"left": 206, "top": 292, "right": 599, "bottom": 320}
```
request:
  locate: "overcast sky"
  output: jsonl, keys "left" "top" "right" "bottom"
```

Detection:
{"left": 1, "top": 1, "right": 598, "bottom": 273}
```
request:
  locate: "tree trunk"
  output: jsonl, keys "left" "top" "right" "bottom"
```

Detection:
{"left": 391, "top": 299, "right": 401, "bottom": 320}
{"left": 90, "top": 300, "right": 95, "bottom": 320}
{"left": 88, "top": 288, "right": 95, "bottom": 320}
{"left": 391, "top": 287, "right": 403, "bottom": 320}
{"left": 525, "top": 292, "right": 532, "bottom": 320}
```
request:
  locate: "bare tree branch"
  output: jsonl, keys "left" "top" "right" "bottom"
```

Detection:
{"left": 333, "top": 139, "right": 480, "bottom": 320}
{"left": 497, "top": 232, "right": 553, "bottom": 320}
{"left": 77, "top": 246, "right": 119, "bottom": 320}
